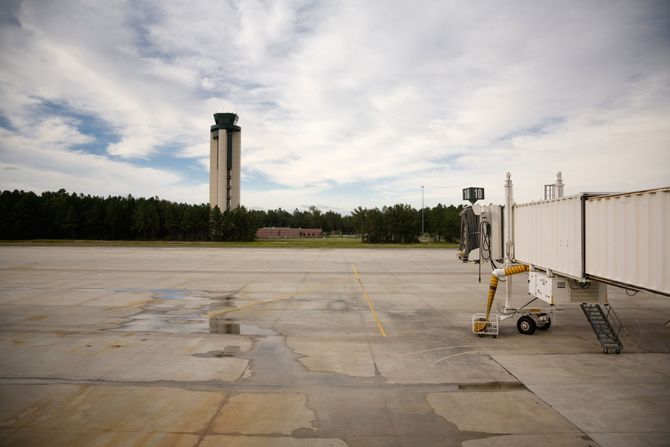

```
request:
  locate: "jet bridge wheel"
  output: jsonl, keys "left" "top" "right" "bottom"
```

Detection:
{"left": 537, "top": 313, "right": 551, "bottom": 331}
{"left": 517, "top": 316, "right": 536, "bottom": 335}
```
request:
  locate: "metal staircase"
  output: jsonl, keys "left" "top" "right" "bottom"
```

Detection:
{"left": 580, "top": 303, "right": 625, "bottom": 354}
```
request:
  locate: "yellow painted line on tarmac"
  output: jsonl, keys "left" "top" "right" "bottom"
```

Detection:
{"left": 351, "top": 264, "right": 387, "bottom": 337}
{"left": 207, "top": 276, "right": 351, "bottom": 318}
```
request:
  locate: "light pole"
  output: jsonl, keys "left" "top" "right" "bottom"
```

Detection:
{"left": 421, "top": 185, "right": 425, "bottom": 234}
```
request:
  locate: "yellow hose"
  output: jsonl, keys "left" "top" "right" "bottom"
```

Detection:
{"left": 485, "top": 276, "right": 500, "bottom": 320}
{"left": 504, "top": 265, "right": 529, "bottom": 276}
{"left": 474, "top": 264, "right": 529, "bottom": 332}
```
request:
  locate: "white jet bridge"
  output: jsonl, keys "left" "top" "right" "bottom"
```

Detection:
{"left": 459, "top": 173, "right": 670, "bottom": 353}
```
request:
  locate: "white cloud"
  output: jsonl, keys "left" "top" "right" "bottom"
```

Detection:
{"left": 0, "top": 117, "right": 204, "bottom": 203}
{"left": 0, "top": 0, "right": 669, "bottom": 210}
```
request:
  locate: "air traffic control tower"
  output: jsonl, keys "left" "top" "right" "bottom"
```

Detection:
{"left": 209, "top": 112, "right": 241, "bottom": 210}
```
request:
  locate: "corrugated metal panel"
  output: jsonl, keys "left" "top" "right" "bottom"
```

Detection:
{"left": 586, "top": 188, "right": 670, "bottom": 295}
{"left": 513, "top": 195, "right": 584, "bottom": 279}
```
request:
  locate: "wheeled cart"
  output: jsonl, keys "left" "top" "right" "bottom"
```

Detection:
{"left": 472, "top": 313, "right": 498, "bottom": 337}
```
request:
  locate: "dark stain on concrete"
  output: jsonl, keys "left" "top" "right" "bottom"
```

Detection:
{"left": 232, "top": 326, "right": 495, "bottom": 447}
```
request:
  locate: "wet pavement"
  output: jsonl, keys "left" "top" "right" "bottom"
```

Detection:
{"left": 0, "top": 246, "right": 668, "bottom": 446}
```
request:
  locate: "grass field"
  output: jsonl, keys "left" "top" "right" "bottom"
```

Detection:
{"left": 0, "top": 238, "right": 459, "bottom": 249}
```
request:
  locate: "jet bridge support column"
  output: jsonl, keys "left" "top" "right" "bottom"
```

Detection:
{"left": 504, "top": 172, "right": 514, "bottom": 312}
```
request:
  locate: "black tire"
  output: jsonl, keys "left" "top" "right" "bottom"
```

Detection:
{"left": 538, "top": 317, "right": 551, "bottom": 331}
{"left": 517, "top": 316, "right": 536, "bottom": 335}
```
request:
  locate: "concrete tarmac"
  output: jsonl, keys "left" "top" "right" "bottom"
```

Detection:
{"left": 0, "top": 246, "right": 668, "bottom": 446}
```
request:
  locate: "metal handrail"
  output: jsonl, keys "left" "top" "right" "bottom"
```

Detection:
{"left": 603, "top": 303, "right": 627, "bottom": 338}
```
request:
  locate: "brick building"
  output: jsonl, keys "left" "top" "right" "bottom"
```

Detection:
{"left": 255, "top": 227, "right": 323, "bottom": 239}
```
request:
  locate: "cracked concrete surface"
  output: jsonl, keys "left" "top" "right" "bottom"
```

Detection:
{"left": 0, "top": 246, "right": 668, "bottom": 446}
{"left": 212, "top": 392, "right": 315, "bottom": 435}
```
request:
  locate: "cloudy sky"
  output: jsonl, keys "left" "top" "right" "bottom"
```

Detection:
{"left": 1, "top": 0, "right": 669, "bottom": 212}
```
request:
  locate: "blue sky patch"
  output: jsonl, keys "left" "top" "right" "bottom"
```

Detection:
{"left": 496, "top": 116, "right": 567, "bottom": 142}
{"left": 37, "top": 99, "right": 120, "bottom": 155}
{"left": 0, "top": 113, "right": 15, "bottom": 131}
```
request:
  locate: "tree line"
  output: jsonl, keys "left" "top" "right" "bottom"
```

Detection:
{"left": 0, "top": 189, "right": 462, "bottom": 243}
{"left": 350, "top": 204, "right": 461, "bottom": 243}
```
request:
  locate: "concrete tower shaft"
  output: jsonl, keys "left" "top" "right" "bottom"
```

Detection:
{"left": 209, "top": 113, "right": 241, "bottom": 210}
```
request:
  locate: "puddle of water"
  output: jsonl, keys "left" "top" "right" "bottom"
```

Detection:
{"left": 113, "top": 288, "right": 276, "bottom": 336}
{"left": 192, "top": 348, "right": 238, "bottom": 359}
{"left": 219, "top": 296, "right": 235, "bottom": 307}
{"left": 210, "top": 318, "right": 240, "bottom": 334}
{"left": 115, "top": 288, "right": 237, "bottom": 305}
{"left": 153, "top": 289, "right": 190, "bottom": 300}
{"left": 120, "top": 312, "right": 208, "bottom": 334}
{"left": 209, "top": 316, "right": 275, "bottom": 336}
